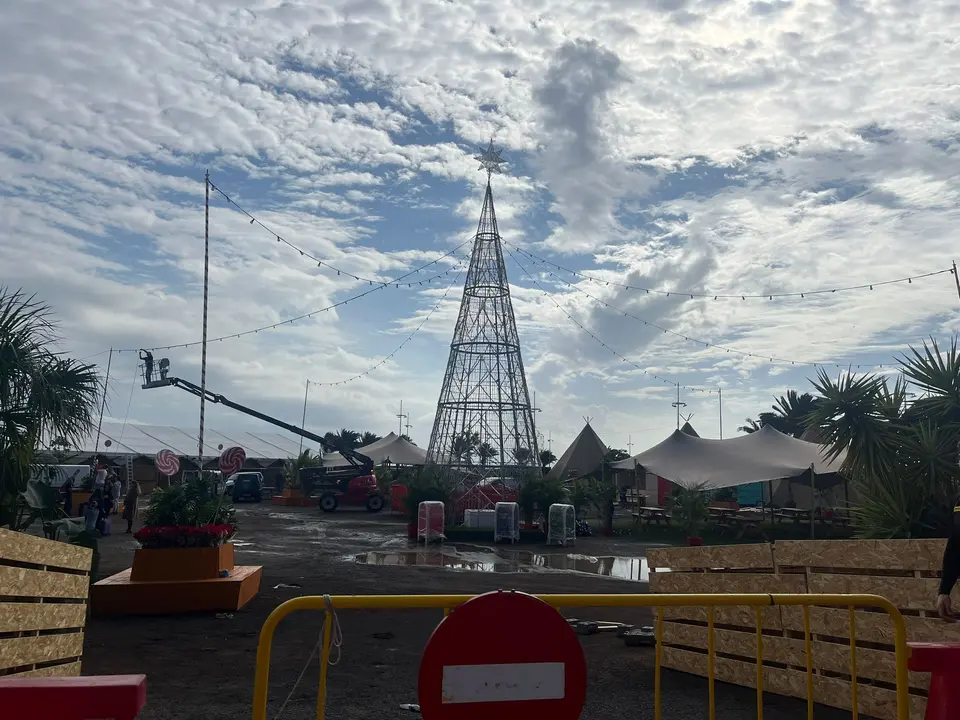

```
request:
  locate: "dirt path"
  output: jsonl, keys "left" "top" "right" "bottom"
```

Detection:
{"left": 83, "top": 504, "right": 851, "bottom": 719}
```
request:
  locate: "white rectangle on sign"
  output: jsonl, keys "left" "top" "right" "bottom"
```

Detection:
{"left": 441, "top": 662, "right": 565, "bottom": 704}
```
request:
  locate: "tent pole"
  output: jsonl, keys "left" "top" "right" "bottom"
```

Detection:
{"left": 809, "top": 463, "right": 816, "bottom": 540}
{"left": 718, "top": 387, "right": 723, "bottom": 439}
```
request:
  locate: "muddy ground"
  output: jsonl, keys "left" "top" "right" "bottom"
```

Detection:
{"left": 83, "top": 503, "right": 852, "bottom": 719}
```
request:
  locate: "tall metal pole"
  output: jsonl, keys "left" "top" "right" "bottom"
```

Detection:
{"left": 953, "top": 261, "right": 960, "bottom": 302}
{"left": 397, "top": 400, "right": 406, "bottom": 436}
{"left": 298, "top": 380, "right": 310, "bottom": 455}
{"left": 718, "top": 387, "right": 723, "bottom": 439}
{"left": 676, "top": 384, "right": 680, "bottom": 429}
{"left": 198, "top": 170, "right": 210, "bottom": 470}
{"left": 93, "top": 348, "right": 113, "bottom": 461}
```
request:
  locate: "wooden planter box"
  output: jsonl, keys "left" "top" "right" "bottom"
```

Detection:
{"left": 130, "top": 543, "right": 234, "bottom": 582}
{"left": 272, "top": 488, "right": 309, "bottom": 506}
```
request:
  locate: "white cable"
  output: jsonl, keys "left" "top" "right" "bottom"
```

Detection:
{"left": 273, "top": 595, "right": 343, "bottom": 720}
{"left": 324, "top": 593, "right": 344, "bottom": 666}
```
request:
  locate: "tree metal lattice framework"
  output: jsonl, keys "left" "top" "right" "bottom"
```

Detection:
{"left": 426, "top": 143, "right": 541, "bottom": 484}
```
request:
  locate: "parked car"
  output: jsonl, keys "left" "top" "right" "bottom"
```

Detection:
{"left": 228, "top": 472, "right": 264, "bottom": 502}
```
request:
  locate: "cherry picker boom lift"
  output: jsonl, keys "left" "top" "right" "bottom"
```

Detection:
{"left": 140, "top": 356, "right": 384, "bottom": 512}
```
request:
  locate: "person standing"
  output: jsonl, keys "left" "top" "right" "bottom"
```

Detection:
{"left": 123, "top": 480, "right": 141, "bottom": 534}
{"left": 937, "top": 506, "right": 960, "bottom": 620}
{"left": 61, "top": 476, "right": 74, "bottom": 516}
{"left": 111, "top": 472, "right": 122, "bottom": 515}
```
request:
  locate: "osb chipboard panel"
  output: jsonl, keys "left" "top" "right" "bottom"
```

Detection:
{"left": 0, "top": 528, "right": 92, "bottom": 572}
{"left": 0, "top": 565, "right": 89, "bottom": 600}
{"left": 782, "top": 606, "right": 960, "bottom": 645}
{"left": 651, "top": 571, "right": 806, "bottom": 630}
{"left": 647, "top": 543, "right": 774, "bottom": 571}
{"left": 650, "top": 571, "right": 804, "bottom": 595}
{"left": 807, "top": 573, "right": 950, "bottom": 612}
{"left": 662, "top": 646, "right": 926, "bottom": 720}
{"left": 660, "top": 622, "right": 928, "bottom": 690}
{"left": 660, "top": 605, "right": 784, "bottom": 630}
{"left": 0, "top": 632, "right": 84, "bottom": 671}
{"left": 0, "top": 602, "right": 86, "bottom": 633}
{"left": 10, "top": 661, "right": 82, "bottom": 678}
{"left": 774, "top": 539, "right": 945, "bottom": 572}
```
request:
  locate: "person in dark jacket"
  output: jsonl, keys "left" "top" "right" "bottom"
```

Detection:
{"left": 937, "top": 507, "right": 960, "bottom": 620}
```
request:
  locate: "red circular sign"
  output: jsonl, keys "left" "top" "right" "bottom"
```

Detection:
{"left": 418, "top": 591, "right": 587, "bottom": 720}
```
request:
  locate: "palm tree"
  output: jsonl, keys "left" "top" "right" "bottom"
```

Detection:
{"left": 740, "top": 391, "right": 819, "bottom": 438}
{"left": 539, "top": 448, "right": 556, "bottom": 472}
{"left": 806, "top": 337, "right": 960, "bottom": 538}
{"left": 358, "top": 431, "right": 382, "bottom": 448}
{"left": 451, "top": 431, "right": 479, "bottom": 466}
{"left": 512, "top": 446, "right": 533, "bottom": 466}
{"left": 1, "top": 289, "right": 100, "bottom": 530}
{"left": 477, "top": 442, "right": 498, "bottom": 468}
{"left": 325, "top": 428, "right": 361, "bottom": 451}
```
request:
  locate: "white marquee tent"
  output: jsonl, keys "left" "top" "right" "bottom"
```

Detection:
{"left": 322, "top": 432, "right": 427, "bottom": 467}
{"left": 610, "top": 424, "right": 845, "bottom": 490}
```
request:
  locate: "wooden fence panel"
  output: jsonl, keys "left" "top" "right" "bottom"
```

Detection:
{"left": 652, "top": 538, "right": 946, "bottom": 719}
{"left": 0, "top": 528, "right": 92, "bottom": 678}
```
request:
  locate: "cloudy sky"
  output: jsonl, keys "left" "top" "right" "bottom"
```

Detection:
{"left": 3, "top": 0, "right": 959, "bottom": 459}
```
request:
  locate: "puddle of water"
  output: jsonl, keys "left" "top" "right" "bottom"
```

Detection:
{"left": 352, "top": 548, "right": 665, "bottom": 582}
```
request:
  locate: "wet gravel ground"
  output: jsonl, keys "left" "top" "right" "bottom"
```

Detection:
{"left": 82, "top": 503, "right": 853, "bottom": 719}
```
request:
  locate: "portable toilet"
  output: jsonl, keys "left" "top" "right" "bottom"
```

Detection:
{"left": 417, "top": 501, "right": 445, "bottom": 544}
{"left": 494, "top": 502, "right": 520, "bottom": 543}
{"left": 547, "top": 503, "right": 576, "bottom": 546}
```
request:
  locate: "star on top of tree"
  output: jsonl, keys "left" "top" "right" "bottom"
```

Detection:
{"left": 474, "top": 139, "right": 505, "bottom": 178}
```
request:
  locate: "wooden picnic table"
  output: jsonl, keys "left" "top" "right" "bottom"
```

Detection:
{"left": 632, "top": 506, "right": 672, "bottom": 526}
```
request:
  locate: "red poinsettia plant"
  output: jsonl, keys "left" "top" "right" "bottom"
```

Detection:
{"left": 133, "top": 524, "right": 236, "bottom": 549}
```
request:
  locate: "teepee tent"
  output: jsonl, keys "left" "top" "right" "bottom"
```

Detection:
{"left": 546, "top": 422, "right": 608, "bottom": 481}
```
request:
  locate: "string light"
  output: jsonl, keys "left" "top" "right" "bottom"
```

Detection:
{"left": 506, "top": 248, "right": 897, "bottom": 374}
{"left": 503, "top": 240, "right": 955, "bottom": 301}
{"left": 307, "top": 268, "right": 465, "bottom": 387}
{"left": 503, "top": 250, "right": 716, "bottom": 393}
{"left": 116, "top": 251, "right": 470, "bottom": 353}
{"left": 209, "top": 180, "right": 459, "bottom": 287}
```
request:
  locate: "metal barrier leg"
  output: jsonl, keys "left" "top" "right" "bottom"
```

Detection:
{"left": 654, "top": 607, "right": 663, "bottom": 720}
{"left": 755, "top": 607, "right": 764, "bottom": 720}
{"left": 707, "top": 606, "right": 716, "bottom": 720}
{"left": 802, "top": 605, "right": 813, "bottom": 720}
{"left": 848, "top": 606, "right": 859, "bottom": 720}
{"left": 315, "top": 613, "right": 334, "bottom": 720}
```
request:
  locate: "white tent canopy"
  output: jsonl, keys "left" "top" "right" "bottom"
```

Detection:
{"left": 610, "top": 424, "right": 845, "bottom": 490}
{"left": 322, "top": 432, "right": 427, "bottom": 467}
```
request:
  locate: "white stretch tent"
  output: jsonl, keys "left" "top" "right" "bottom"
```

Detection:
{"left": 323, "top": 432, "right": 427, "bottom": 467}
{"left": 610, "top": 425, "right": 845, "bottom": 490}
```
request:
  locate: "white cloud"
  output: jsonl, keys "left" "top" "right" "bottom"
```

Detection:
{"left": 2, "top": 0, "right": 959, "bottom": 462}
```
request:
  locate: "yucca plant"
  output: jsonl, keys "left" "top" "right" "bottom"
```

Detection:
{"left": 283, "top": 449, "right": 319, "bottom": 495}
{"left": 667, "top": 483, "right": 711, "bottom": 538}
{"left": 807, "top": 337, "right": 960, "bottom": 538}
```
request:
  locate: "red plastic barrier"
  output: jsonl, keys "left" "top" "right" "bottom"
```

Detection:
{"left": 908, "top": 643, "right": 960, "bottom": 720}
{"left": 0, "top": 674, "right": 147, "bottom": 720}
{"left": 391, "top": 484, "right": 408, "bottom": 514}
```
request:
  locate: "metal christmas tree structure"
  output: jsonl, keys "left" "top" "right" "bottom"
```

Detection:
{"left": 425, "top": 141, "right": 541, "bottom": 484}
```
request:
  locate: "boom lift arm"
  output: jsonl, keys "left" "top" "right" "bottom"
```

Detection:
{"left": 140, "top": 362, "right": 373, "bottom": 475}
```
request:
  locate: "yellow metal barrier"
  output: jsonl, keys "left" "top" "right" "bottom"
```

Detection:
{"left": 252, "top": 593, "right": 910, "bottom": 720}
